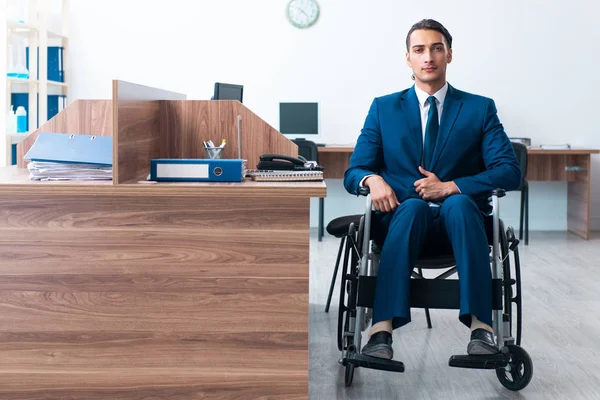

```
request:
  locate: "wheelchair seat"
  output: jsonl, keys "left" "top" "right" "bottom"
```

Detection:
{"left": 336, "top": 189, "right": 532, "bottom": 391}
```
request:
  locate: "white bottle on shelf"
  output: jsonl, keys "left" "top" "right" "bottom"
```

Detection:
{"left": 12, "top": 36, "right": 29, "bottom": 80}
{"left": 6, "top": 106, "right": 18, "bottom": 135}
{"left": 16, "top": 106, "right": 28, "bottom": 133}
{"left": 7, "top": 44, "right": 19, "bottom": 78}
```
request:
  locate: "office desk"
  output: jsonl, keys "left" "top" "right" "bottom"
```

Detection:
{"left": 0, "top": 166, "right": 325, "bottom": 398}
{"left": 318, "top": 146, "right": 599, "bottom": 239}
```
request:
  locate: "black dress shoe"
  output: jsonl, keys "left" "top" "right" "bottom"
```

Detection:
{"left": 467, "top": 328, "right": 499, "bottom": 355}
{"left": 361, "top": 331, "right": 393, "bottom": 360}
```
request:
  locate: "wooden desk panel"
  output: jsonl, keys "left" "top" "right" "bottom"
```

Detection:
{"left": 0, "top": 176, "right": 321, "bottom": 398}
{"left": 318, "top": 146, "right": 599, "bottom": 239}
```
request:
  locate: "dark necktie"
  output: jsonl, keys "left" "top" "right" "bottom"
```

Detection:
{"left": 422, "top": 96, "right": 439, "bottom": 170}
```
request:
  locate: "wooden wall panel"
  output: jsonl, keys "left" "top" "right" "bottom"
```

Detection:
{"left": 0, "top": 192, "right": 309, "bottom": 398}
{"left": 114, "top": 80, "right": 186, "bottom": 184}
{"left": 160, "top": 100, "right": 297, "bottom": 169}
{"left": 16, "top": 100, "right": 113, "bottom": 168}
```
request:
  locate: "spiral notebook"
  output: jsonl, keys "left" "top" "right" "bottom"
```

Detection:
{"left": 247, "top": 169, "right": 323, "bottom": 182}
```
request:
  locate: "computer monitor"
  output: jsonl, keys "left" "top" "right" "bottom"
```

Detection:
{"left": 213, "top": 82, "right": 243, "bottom": 102}
{"left": 279, "top": 102, "right": 320, "bottom": 141}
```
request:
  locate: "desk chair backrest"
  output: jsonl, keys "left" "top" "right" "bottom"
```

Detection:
{"left": 511, "top": 142, "right": 528, "bottom": 183}
{"left": 293, "top": 139, "right": 319, "bottom": 162}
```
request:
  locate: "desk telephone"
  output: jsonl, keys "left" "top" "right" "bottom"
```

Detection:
{"left": 257, "top": 154, "right": 324, "bottom": 171}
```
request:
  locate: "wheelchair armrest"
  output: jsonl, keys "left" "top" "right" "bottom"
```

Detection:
{"left": 361, "top": 187, "right": 505, "bottom": 199}
{"left": 491, "top": 189, "right": 506, "bottom": 198}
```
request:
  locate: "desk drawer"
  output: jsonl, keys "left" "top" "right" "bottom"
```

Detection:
{"left": 527, "top": 154, "right": 589, "bottom": 181}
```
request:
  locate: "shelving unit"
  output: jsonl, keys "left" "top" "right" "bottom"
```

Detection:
{"left": 1, "top": 0, "right": 69, "bottom": 166}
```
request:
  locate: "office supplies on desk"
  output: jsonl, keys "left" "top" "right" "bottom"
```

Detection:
{"left": 150, "top": 159, "right": 246, "bottom": 182}
{"left": 257, "top": 154, "right": 324, "bottom": 171}
{"left": 23, "top": 132, "right": 113, "bottom": 180}
{"left": 247, "top": 169, "right": 323, "bottom": 182}
{"left": 539, "top": 143, "right": 571, "bottom": 150}
{"left": 24, "top": 132, "right": 112, "bottom": 165}
{"left": 203, "top": 139, "right": 226, "bottom": 159}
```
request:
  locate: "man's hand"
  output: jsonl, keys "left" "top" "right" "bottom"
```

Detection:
{"left": 414, "top": 166, "right": 459, "bottom": 201}
{"left": 364, "top": 175, "right": 400, "bottom": 212}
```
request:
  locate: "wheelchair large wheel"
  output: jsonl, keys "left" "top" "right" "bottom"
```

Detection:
{"left": 504, "top": 226, "right": 523, "bottom": 346}
{"left": 344, "top": 363, "right": 355, "bottom": 387}
{"left": 496, "top": 345, "right": 533, "bottom": 391}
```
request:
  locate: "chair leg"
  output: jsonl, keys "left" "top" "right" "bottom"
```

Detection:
{"left": 519, "top": 189, "right": 525, "bottom": 241}
{"left": 325, "top": 236, "right": 345, "bottom": 312}
{"left": 418, "top": 268, "right": 433, "bottom": 329}
{"left": 318, "top": 198, "right": 324, "bottom": 242}
{"left": 524, "top": 184, "right": 529, "bottom": 246}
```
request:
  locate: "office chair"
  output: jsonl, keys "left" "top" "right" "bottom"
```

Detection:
{"left": 512, "top": 142, "right": 529, "bottom": 245}
{"left": 292, "top": 139, "right": 325, "bottom": 241}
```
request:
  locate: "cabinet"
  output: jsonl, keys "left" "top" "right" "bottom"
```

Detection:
{"left": 1, "top": 0, "right": 69, "bottom": 166}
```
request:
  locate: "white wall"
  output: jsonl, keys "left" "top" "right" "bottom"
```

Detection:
{"left": 64, "top": 0, "right": 600, "bottom": 231}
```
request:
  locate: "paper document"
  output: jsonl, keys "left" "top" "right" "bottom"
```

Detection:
{"left": 27, "top": 161, "right": 112, "bottom": 181}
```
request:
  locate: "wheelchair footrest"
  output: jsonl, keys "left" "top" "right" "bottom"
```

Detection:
{"left": 448, "top": 353, "right": 508, "bottom": 369}
{"left": 344, "top": 352, "right": 405, "bottom": 373}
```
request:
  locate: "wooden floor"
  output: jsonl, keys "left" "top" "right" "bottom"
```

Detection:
{"left": 309, "top": 231, "right": 600, "bottom": 400}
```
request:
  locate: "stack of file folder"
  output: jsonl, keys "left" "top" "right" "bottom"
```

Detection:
{"left": 23, "top": 132, "right": 113, "bottom": 181}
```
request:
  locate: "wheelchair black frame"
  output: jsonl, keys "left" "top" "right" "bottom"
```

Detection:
{"left": 335, "top": 189, "right": 532, "bottom": 390}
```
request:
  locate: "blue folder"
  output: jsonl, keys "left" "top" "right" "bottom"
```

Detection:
{"left": 24, "top": 132, "right": 112, "bottom": 166}
{"left": 150, "top": 159, "right": 245, "bottom": 182}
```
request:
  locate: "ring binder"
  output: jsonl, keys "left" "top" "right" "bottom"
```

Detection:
{"left": 24, "top": 132, "right": 113, "bottom": 166}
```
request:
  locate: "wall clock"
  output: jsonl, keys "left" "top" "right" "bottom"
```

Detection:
{"left": 286, "top": 0, "right": 320, "bottom": 29}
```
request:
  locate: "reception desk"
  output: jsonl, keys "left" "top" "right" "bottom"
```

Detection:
{"left": 319, "top": 146, "right": 599, "bottom": 239}
{"left": 0, "top": 80, "right": 325, "bottom": 398}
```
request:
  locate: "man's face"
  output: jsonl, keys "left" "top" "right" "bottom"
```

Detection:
{"left": 406, "top": 29, "right": 452, "bottom": 86}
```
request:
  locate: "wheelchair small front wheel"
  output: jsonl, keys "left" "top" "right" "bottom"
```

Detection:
{"left": 496, "top": 345, "right": 533, "bottom": 391}
{"left": 345, "top": 363, "right": 355, "bottom": 387}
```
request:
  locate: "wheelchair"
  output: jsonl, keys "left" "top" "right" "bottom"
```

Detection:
{"left": 336, "top": 187, "right": 533, "bottom": 390}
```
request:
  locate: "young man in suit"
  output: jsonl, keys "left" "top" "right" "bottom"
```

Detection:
{"left": 343, "top": 19, "right": 521, "bottom": 360}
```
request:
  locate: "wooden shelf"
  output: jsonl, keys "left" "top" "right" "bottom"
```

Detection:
{"left": 8, "top": 77, "right": 68, "bottom": 88}
{"left": 7, "top": 76, "right": 38, "bottom": 84}
{"left": 8, "top": 133, "right": 30, "bottom": 145}
{"left": 7, "top": 19, "right": 66, "bottom": 39}
{"left": 48, "top": 80, "right": 68, "bottom": 87}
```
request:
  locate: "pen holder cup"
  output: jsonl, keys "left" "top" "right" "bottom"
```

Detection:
{"left": 204, "top": 147, "right": 224, "bottom": 159}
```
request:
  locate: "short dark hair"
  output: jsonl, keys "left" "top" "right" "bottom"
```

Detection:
{"left": 406, "top": 19, "right": 452, "bottom": 50}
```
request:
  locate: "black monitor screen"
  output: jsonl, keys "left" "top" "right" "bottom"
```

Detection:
{"left": 214, "top": 83, "right": 243, "bottom": 102}
{"left": 279, "top": 102, "right": 318, "bottom": 135}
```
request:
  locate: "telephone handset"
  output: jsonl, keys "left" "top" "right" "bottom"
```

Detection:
{"left": 257, "top": 154, "right": 309, "bottom": 171}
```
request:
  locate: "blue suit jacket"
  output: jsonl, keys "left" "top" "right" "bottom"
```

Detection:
{"left": 344, "top": 84, "right": 522, "bottom": 212}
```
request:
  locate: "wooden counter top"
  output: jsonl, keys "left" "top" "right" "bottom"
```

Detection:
{"left": 0, "top": 167, "right": 327, "bottom": 198}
